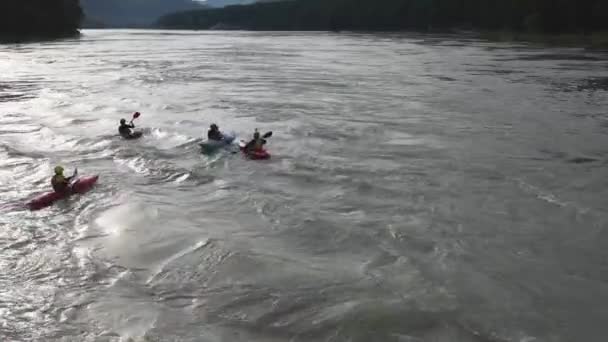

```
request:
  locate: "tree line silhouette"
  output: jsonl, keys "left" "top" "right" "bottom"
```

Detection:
{"left": 158, "top": 0, "right": 608, "bottom": 33}
{"left": 0, "top": 0, "right": 83, "bottom": 42}
{"left": 80, "top": 0, "right": 203, "bottom": 28}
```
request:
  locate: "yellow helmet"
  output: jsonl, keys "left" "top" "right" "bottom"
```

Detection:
{"left": 54, "top": 166, "right": 64, "bottom": 175}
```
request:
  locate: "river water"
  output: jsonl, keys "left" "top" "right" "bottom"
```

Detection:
{"left": 1, "top": 30, "right": 607, "bottom": 342}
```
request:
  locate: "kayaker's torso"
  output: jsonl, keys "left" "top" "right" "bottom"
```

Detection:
{"left": 245, "top": 138, "right": 266, "bottom": 152}
{"left": 119, "top": 123, "right": 134, "bottom": 137}
{"left": 51, "top": 174, "right": 69, "bottom": 193}
{"left": 207, "top": 129, "right": 223, "bottom": 141}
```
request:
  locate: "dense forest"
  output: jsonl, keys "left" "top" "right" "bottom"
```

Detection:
{"left": 158, "top": 0, "right": 608, "bottom": 33}
{"left": 80, "top": 0, "right": 204, "bottom": 28}
{"left": 0, "top": 0, "right": 83, "bottom": 42}
{"left": 205, "top": 0, "right": 257, "bottom": 7}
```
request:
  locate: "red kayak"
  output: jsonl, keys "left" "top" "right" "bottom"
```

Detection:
{"left": 239, "top": 141, "right": 271, "bottom": 160}
{"left": 26, "top": 175, "right": 99, "bottom": 210}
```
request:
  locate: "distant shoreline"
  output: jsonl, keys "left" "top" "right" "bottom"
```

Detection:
{"left": 0, "top": 30, "right": 81, "bottom": 44}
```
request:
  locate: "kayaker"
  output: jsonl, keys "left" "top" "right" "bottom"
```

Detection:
{"left": 118, "top": 118, "right": 135, "bottom": 139}
{"left": 243, "top": 130, "right": 266, "bottom": 153}
{"left": 207, "top": 124, "right": 223, "bottom": 141}
{"left": 51, "top": 166, "right": 76, "bottom": 194}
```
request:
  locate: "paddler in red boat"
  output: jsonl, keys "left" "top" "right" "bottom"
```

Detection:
{"left": 51, "top": 166, "right": 77, "bottom": 194}
{"left": 243, "top": 129, "right": 267, "bottom": 153}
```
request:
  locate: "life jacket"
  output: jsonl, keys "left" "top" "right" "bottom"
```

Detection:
{"left": 52, "top": 174, "right": 68, "bottom": 193}
{"left": 208, "top": 129, "right": 223, "bottom": 141}
{"left": 118, "top": 123, "right": 133, "bottom": 137}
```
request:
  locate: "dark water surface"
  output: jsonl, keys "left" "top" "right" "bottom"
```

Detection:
{"left": 1, "top": 30, "right": 608, "bottom": 342}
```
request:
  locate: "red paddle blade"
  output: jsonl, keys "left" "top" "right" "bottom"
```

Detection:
{"left": 133, "top": 112, "right": 141, "bottom": 119}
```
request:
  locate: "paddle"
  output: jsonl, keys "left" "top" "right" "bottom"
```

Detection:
{"left": 68, "top": 168, "right": 79, "bottom": 191}
{"left": 130, "top": 112, "right": 141, "bottom": 125}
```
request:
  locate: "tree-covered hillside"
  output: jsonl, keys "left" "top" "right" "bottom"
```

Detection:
{"left": 203, "top": 0, "right": 256, "bottom": 7}
{"left": 81, "top": 0, "right": 204, "bottom": 27}
{"left": 158, "top": 0, "right": 608, "bottom": 33}
{"left": 0, "top": 0, "right": 83, "bottom": 42}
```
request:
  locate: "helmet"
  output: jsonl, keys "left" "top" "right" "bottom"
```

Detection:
{"left": 54, "top": 166, "right": 64, "bottom": 175}
{"left": 120, "top": 118, "right": 126, "bottom": 124}
{"left": 253, "top": 131, "right": 260, "bottom": 139}
{"left": 210, "top": 123, "right": 218, "bottom": 130}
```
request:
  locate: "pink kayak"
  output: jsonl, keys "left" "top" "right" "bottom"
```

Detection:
{"left": 246, "top": 149, "right": 271, "bottom": 160}
{"left": 26, "top": 175, "right": 99, "bottom": 210}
